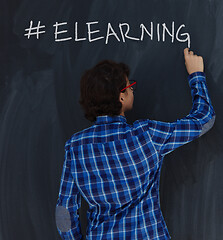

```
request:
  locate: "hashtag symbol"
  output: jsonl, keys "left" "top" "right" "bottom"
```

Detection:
{"left": 24, "top": 20, "right": 46, "bottom": 39}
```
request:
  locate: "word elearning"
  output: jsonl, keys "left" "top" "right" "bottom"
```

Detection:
{"left": 24, "top": 20, "right": 191, "bottom": 47}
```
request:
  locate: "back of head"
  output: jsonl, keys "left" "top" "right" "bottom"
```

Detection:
{"left": 79, "top": 60, "right": 130, "bottom": 122}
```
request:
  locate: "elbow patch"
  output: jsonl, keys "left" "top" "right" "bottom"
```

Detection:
{"left": 55, "top": 205, "right": 71, "bottom": 232}
{"left": 199, "top": 115, "right": 216, "bottom": 137}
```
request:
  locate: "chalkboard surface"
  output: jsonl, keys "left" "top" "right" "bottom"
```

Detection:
{"left": 1, "top": 1, "right": 222, "bottom": 239}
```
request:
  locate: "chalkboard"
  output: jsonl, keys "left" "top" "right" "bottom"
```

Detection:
{"left": 1, "top": 1, "right": 222, "bottom": 239}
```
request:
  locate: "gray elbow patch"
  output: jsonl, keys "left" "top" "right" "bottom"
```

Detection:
{"left": 199, "top": 115, "right": 216, "bottom": 137}
{"left": 55, "top": 205, "right": 71, "bottom": 232}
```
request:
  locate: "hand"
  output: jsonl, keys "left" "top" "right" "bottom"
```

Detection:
{"left": 184, "top": 48, "right": 204, "bottom": 75}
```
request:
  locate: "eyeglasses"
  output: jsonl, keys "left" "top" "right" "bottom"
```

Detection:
{"left": 120, "top": 80, "right": 137, "bottom": 92}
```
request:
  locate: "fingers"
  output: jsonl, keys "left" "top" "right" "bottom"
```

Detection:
{"left": 184, "top": 48, "right": 194, "bottom": 55}
{"left": 184, "top": 48, "right": 203, "bottom": 60}
{"left": 184, "top": 48, "right": 189, "bottom": 55}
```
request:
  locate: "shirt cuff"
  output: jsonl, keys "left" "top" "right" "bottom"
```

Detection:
{"left": 188, "top": 71, "right": 206, "bottom": 87}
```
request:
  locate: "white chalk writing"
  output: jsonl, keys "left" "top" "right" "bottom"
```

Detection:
{"left": 24, "top": 20, "right": 191, "bottom": 48}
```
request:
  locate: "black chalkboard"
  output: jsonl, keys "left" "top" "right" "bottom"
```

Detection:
{"left": 1, "top": 1, "right": 222, "bottom": 239}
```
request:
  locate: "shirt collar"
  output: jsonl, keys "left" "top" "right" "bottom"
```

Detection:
{"left": 94, "top": 115, "right": 127, "bottom": 125}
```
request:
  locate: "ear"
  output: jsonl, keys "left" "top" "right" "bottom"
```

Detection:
{"left": 119, "top": 92, "right": 124, "bottom": 102}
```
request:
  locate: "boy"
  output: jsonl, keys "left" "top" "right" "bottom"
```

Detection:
{"left": 55, "top": 48, "right": 216, "bottom": 239}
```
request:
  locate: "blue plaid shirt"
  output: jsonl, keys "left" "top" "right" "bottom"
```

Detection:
{"left": 55, "top": 71, "right": 216, "bottom": 240}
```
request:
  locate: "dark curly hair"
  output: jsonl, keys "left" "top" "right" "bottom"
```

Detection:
{"left": 79, "top": 60, "right": 130, "bottom": 122}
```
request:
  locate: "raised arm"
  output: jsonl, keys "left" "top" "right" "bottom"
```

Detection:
{"left": 147, "top": 48, "right": 216, "bottom": 156}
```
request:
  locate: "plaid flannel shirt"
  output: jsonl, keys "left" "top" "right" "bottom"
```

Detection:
{"left": 55, "top": 71, "right": 216, "bottom": 239}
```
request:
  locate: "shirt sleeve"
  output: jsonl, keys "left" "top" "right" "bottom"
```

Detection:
{"left": 55, "top": 144, "right": 83, "bottom": 240}
{"left": 147, "top": 71, "right": 216, "bottom": 156}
